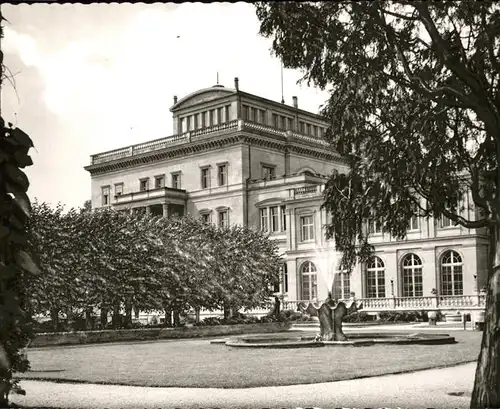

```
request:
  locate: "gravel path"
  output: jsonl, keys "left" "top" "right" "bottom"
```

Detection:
{"left": 11, "top": 361, "right": 476, "bottom": 409}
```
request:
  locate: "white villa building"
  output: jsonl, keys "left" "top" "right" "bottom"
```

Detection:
{"left": 85, "top": 78, "right": 489, "bottom": 316}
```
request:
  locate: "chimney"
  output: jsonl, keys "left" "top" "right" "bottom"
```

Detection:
{"left": 292, "top": 96, "right": 298, "bottom": 108}
{"left": 234, "top": 77, "right": 239, "bottom": 91}
{"left": 173, "top": 95, "right": 178, "bottom": 104}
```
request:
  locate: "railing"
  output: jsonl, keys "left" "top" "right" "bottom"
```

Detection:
{"left": 282, "top": 295, "right": 486, "bottom": 312}
{"left": 295, "top": 185, "right": 320, "bottom": 195}
{"left": 90, "top": 120, "right": 331, "bottom": 165}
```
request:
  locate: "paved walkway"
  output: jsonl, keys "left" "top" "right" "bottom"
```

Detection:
{"left": 11, "top": 362, "right": 476, "bottom": 409}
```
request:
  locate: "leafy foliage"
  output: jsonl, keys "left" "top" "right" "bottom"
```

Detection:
{"left": 26, "top": 207, "right": 281, "bottom": 331}
{"left": 256, "top": 2, "right": 500, "bottom": 408}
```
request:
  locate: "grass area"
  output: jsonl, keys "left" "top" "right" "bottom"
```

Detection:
{"left": 17, "top": 330, "right": 482, "bottom": 389}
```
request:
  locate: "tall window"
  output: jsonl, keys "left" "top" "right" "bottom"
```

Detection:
{"left": 300, "top": 215, "right": 314, "bottom": 241}
{"left": 369, "top": 219, "right": 382, "bottom": 234}
{"left": 270, "top": 206, "right": 279, "bottom": 232}
{"left": 272, "top": 113, "right": 279, "bottom": 128}
{"left": 114, "top": 184, "right": 123, "bottom": 197}
{"left": 217, "top": 107, "right": 223, "bottom": 124}
{"left": 440, "top": 250, "right": 463, "bottom": 295}
{"left": 282, "top": 263, "right": 288, "bottom": 293}
{"left": 209, "top": 110, "right": 215, "bottom": 126}
{"left": 218, "top": 164, "right": 228, "bottom": 186}
{"left": 242, "top": 105, "right": 249, "bottom": 121}
{"left": 186, "top": 116, "right": 192, "bottom": 131}
{"left": 408, "top": 215, "right": 419, "bottom": 231}
{"left": 333, "top": 266, "right": 351, "bottom": 300}
{"left": 200, "top": 212, "right": 211, "bottom": 224}
{"left": 299, "top": 121, "right": 305, "bottom": 133}
{"left": 102, "top": 186, "right": 110, "bottom": 206}
{"left": 280, "top": 205, "right": 287, "bottom": 231}
{"left": 301, "top": 261, "right": 317, "bottom": 301}
{"left": 171, "top": 173, "right": 181, "bottom": 189}
{"left": 155, "top": 175, "right": 165, "bottom": 189}
{"left": 262, "top": 165, "right": 276, "bottom": 180}
{"left": 139, "top": 179, "right": 149, "bottom": 191}
{"left": 259, "top": 208, "right": 268, "bottom": 231}
{"left": 193, "top": 114, "right": 199, "bottom": 130}
{"left": 251, "top": 107, "right": 258, "bottom": 122}
{"left": 218, "top": 210, "right": 228, "bottom": 228}
{"left": 259, "top": 109, "right": 266, "bottom": 124}
{"left": 366, "top": 256, "right": 385, "bottom": 298}
{"left": 225, "top": 105, "right": 230, "bottom": 123}
{"left": 287, "top": 117, "right": 293, "bottom": 130}
{"left": 402, "top": 254, "right": 423, "bottom": 297}
{"left": 281, "top": 116, "right": 287, "bottom": 130}
{"left": 440, "top": 214, "right": 455, "bottom": 228}
{"left": 201, "top": 168, "right": 210, "bottom": 189}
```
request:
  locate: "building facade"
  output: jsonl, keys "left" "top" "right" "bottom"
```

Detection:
{"left": 85, "top": 78, "right": 489, "bottom": 314}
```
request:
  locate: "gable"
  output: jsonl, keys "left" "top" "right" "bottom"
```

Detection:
{"left": 170, "top": 87, "right": 236, "bottom": 112}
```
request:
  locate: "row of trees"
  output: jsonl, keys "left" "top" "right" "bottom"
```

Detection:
{"left": 26, "top": 201, "right": 282, "bottom": 331}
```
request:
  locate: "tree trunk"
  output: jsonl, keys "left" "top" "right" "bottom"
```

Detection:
{"left": 100, "top": 308, "right": 108, "bottom": 329}
{"left": 163, "top": 307, "right": 172, "bottom": 327}
{"left": 112, "top": 303, "right": 121, "bottom": 329}
{"left": 85, "top": 308, "right": 94, "bottom": 330}
{"left": 470, "top": 226, "right": 500, "bottom": 408}
{"left": 124, "top": 302, "right": 132, "bottom": 328}
{"left": 173, "top": 310, "right": 180, "bottom": 327}
{"left": 195, "top": 307, "right": 201, "bottom": 324}
{"left": 50, "top": 308, "right": 59, "bottom": 332}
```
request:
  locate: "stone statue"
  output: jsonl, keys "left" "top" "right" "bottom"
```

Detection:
{"left": 297, "top": 293, "right": 363, "bottom": 341}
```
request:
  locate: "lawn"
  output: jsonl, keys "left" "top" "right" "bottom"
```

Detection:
{"left": 17, "top": 330, "right": 482, "bottom": 388}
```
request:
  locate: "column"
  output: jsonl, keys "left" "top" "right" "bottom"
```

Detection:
{"left": 290, "top": 208, "right": 296, "bottom": 250}
{"left": 162, "top": 203, "right": 169, "bottom": 217}
{"left": 287, "top": 259, "right": 298, "bottom": 300}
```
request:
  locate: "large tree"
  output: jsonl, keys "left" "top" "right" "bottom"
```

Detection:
{"left": 256, "top": 2, "right": 499, "bottom": 408}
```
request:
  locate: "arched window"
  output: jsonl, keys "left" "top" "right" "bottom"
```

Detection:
{"left": 366, "top": 256, "right": 385, "bottom": 298}
{"left": 402, "top": 254, "right": 423, "bottom": 297}
{"left": 333, "top": 265, "right": 350, "bottom": 300}
{"left": 301, "top": 261, "right": 317, "bottom": 301}
{"left": 440, "top": 250, "right": 463, "bottom": 295}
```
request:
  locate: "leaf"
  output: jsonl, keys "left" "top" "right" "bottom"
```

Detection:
{"left": 10, "top": 127, "right": 35, "bottom": 150}
{"left": 15, "top": 251, "right": 41, "bottom": 275}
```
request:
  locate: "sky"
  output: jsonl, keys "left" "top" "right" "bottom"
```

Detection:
{"left": 1, "top": 3, "right": 330, "bottom": 210}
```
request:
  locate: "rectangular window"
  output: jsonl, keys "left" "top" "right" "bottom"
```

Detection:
{"left": 259, "top": 109, "right": 266, "bottom": 124}
{"left": 201, "top": 168, "right": 210, "bottom": 189}
{"left": 270, "top": 206, "right": 279, "bottom": 232}
{"left": 186, "top": 116, "right": 192, "bottom": 131}
{"left": 273, "top": 113, "right": 279, "bottom": 128}
{"left": 287, "top": 117, "right": 293, "bottom": 130}
{"left": 306, "top": 123, "right": 311, "bottom": 135}
{"left": 225, "top": 105, "right": 230, "bottom": 123}
{"left": 155, "top": 175, "right": 165, "bottom": 189}
{"left": 209, "top": 110, "right": 215, "bottom": 126}
{"left": 200, "top": 213, "right": 211, "bottom": 223}
{"left": 201, "top": 111, "right": 206, "bottom": 128}
{"left": 408, "top": 215, "right": 419, "bottom": 231}
{"left": 281, "top": 116, "right": 286, "bottom": 130}
{"left": 262, "top": 165, "right": 276, "bottom": 180}
{"left": 299, "top": 121, "right": 305, "bottom": 133}
{"left": 312, "top": 125, "right": 317, "bottom": 137}
{"left": 193, "top": 114, "right": 199, "bottom": 130}
{"left": 440, "top": 215, "right": 454, "bottom": 228}
{"left": 171, "top": 173, "right": 181, "bottom": 189}
{"left": 300, "top": 215, "right": 314, "bottom": 241}
{"left": 251, "top": 107, "right": 258, "bottom": 122}
{"left": 180, "top": 117, "right": 186, "bottom": 133}
{"left": 114, "top": 184, "right": 123, "bottom": 197}
{"left": 283, "top": 264, "right": 288, "bottom": 293}
{"left": 139, "top": 179, "right": 149, "bottom": 192}
{"left": 219, "top": 211, "right": 228, "bottom": 228}
{"left": 102, "top": 186, "right": 110, "bottom": 206}
{"left": 242, "top": 105, "right": 249, "bottom": 121}
{"left": 369, "top": 220, "right": 382, "bottom": 234}
{"left": 217, "top": 107, "right": 223, "bottom": 124}
{"left": 280, "top": 205, "right": 287, "bottom": 231}
{"left": 260, "top": 208, "right": 268, "bottom": 231}
{"left": 218, "top": 164, "right": 228, "bottom": 186}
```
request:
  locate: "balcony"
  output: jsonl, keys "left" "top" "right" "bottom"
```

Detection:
{"left": 89, "top": 120, "right": 332, "bottom": 166}
{"left": 114, "top": 187, "right": 187, "bottom": 205}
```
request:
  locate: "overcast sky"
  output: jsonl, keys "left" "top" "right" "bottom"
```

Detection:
{"left": 1, "top": 3, "right": 329, "bottom": 210}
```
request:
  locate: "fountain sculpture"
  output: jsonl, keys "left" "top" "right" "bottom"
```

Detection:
{"left": 297, "top": 293, "right": 363, "bottom": 341}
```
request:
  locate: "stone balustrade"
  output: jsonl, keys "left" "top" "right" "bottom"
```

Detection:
{"left": 90, "top": 120, "right": 330, "bottom": 165}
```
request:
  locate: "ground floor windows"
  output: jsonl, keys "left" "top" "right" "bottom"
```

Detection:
{"left": 333, "top": 266, "right": 350, "bottom": 300}
{"left": 440, "top": 250, "right": 463, "bottom": 295}
{"left": 300, "top": 261, "right": 317, "bottom": 301}
{"left": 402, "top": 254, "right": 423, "bottom": 297}
{"left": 366, "top": 256, "right": 386, "bottom": 298}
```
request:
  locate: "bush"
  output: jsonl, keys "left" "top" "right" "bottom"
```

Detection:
{"left": 343, "top": 311, "right": 377, "bottom": 323}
